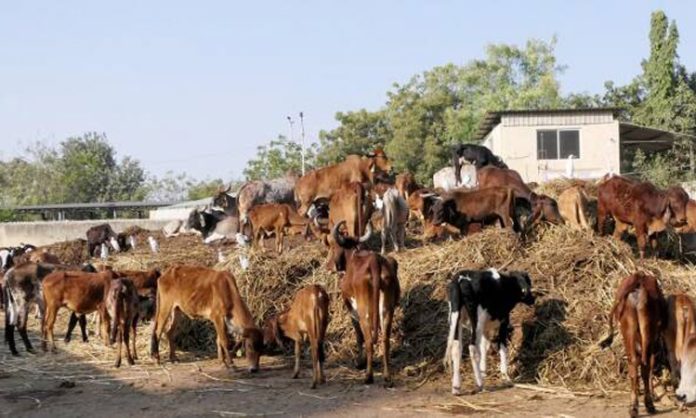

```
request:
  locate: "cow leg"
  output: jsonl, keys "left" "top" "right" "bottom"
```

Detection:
{"left": 346, "top": 300, "right": 366, "bottom": 370}
{"left": 211, "top": 316, "right": 232, "bottom": 368}
{"left": 79, "top": 314, "right": 88, "bottom": 342}
{"left": 5, "top": 306, "right": 19, "bottom": 356}
{"left": 380, "top": 228, "right": 387, "bottom": 255}
{"left": 124, "top": 320, "right": 135, "bottom": 366}
{"left": 397, "top": 225, "right": 405, "bottom": 252}
{"left": 100, "top": 307, "right": 110, "bottom": 347}
{"left": 293, "top": 339, "right": 302, "bottom": 380}
{"left": 476, "top": 310, "right": 491, "bottom": 381}
{"left": 65, "top": 313, "right": 79, "bottom": 343}
{"left": 43, "top": 304, "right": 59, "bottom": 352}
{"left": 642, "top": 356, "right": 656, "bottom": 414}
{"left": 310, "top": 335, "right": 322, "bottom": 389}
{"left": 165, "top": 310, "right": 182, "bottom": 363}
{"left": 467, "top": 309, "right": 483, "bottom": 392}
{"left": 497, "top": 320, "right": 512, "bottom": 384}
{"left": 635, "top": 224, "right": 648, "bottom": 259}
{"left": 361, "top": 316, "right": 374, "bottom": 384}
{"left": 613, "top": 219, "right": 628, "bottom": 241}
{"left": 131, "top": 316, "right": 139, "bottom": 361}
{"left": 621, "top": 315, "right": 640, "bottom": 418}
{"left": 276, "top": 227, "right": 285, "bottom": 254}
{"left": 150, "top": 297, "right": 174, "bottom": 364}
{"left": 17, "top": 307, "right": 34, "bottom": 354}
{"left": 115, "top": 324, "right": 123, "bottom": 368}
{"left": 450, "top": 310, "right": 465, "bottom": 395}
{"left": 597, "top": 201, "right": 607, "bottom": 235}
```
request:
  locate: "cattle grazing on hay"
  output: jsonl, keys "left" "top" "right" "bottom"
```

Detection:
{"left": 86, "top": 224, "right": 121, "bottom": 257}
{"left": 597, "top": 175, "right": 689, "bottom": 258}
{"left": 599, "top": 272, "right": 666, "bottom": 417}
{"left": 263, "top": 284, "right": 330, "bottom": 389}
{"left": 150, "top": 265, "right": 263, "bottom": 372}
{"left": 294, "top": 150, "right": 392, "bottom": 216}
{"left": 452, "top": 144, "right": 506, "bottom": 185}
{"left": 331, "top": 221, "right": 400, "bottom": 386}
{"left": 444, "top": 269, "right": 535, "bottom": 395}
{"left": 430, "top": 187, "right": 518, "bottom": 234}
{"left": 236, "top": 173, "right": 297, "bottom": 223}
{"left": 558, "top": 185, "right": 592, "bottom": 229}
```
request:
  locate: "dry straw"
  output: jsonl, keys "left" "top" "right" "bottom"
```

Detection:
{"left": 62, "top": 220, "right": 696, "bottom": 391}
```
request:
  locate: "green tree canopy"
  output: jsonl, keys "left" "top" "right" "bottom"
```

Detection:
{"left": 243, "top": 135, "right": 317, "bottom": 181}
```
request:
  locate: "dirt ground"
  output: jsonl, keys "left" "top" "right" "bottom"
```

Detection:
{"left": 0, "top": 311, "right": 693, "bottom": 418}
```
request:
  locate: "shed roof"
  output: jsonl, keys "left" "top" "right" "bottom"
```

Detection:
{"left": 474, "top": 107, "right": 621, "bottom": 140}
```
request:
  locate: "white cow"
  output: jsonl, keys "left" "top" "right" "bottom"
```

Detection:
{"left": 433, "top": 160, "right": 477, "bottom": 191}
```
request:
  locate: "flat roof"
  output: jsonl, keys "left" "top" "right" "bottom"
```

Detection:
{"left": 474, "top": 107, "right": 622, "bottom": 140}
{"left": 619, "top": 122, "right": 696, "bottom": 151}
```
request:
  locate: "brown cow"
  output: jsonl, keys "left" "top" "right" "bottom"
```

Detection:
{"left": 105, "top": 277, "right": 140, "bottom": 367}
{"left": 150, "top": 266, "right": 263, "bottom": 372}
{"left": 599, "top": 272, "right": 666, "bottom": 417}
{"left": 677, "top": 199, "right": 696, "bottom": 233}
{"left": 247, "top": 203, "right": 313, "bottom": 253}
{"left": 236, "top": 173, "right": 298, "bottom": 223}
{"left": 477, "top": 166, "right": 532, "bottom": 200}
{"left": 27, "top": 249, "right": 61, "bottom": 264}
{"left": 597, "top": 175, "right": 689, "bottom": 257}
{"left": 328, "top": 182, "right": 372, "bottom": 238}
{"left": 430, "top": 187, "right": 517, "bottom": 234}
{"left": 663, "top": 294, "right": 696, "bottom": 389}
{"left": 558, "top": 186, "right": 592, "bottom": 229}
{"left": 263, "top": 285, "right": 330, "bottom": 389}
{"left": 330, "top": 222, "right": 400, "bottom": 386}
{"left": 294, "top": 150, "right": 392, "bottom": 216}
{"left": 395, "top": 172, "right": 420, "bottom": 200}
{"left": 42, "top": 270, "right": 117, "bottom": 352}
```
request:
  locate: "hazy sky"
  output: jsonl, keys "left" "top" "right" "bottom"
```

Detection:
{"left": 1, "top": 1, "right": 694, "bottom": 181}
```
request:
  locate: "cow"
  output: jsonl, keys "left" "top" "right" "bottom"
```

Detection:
{"left": 27, "top": 249, "right": 61, "bottom": 264}
{"left": 150, "top": 266, "right": 263, "bottom": 372}
{"left": 597, "top": 175, "right": 689, "bottom": 257}
{"left": 375, "top": 188, "right": 409, "bottom": 254}
{"left": 599, "top": 272, "right": 666, "bottom": 417}
{"left": 41, "top": 270, "right": 117, "bottom": 352}
{"left": 328, "top": 182, "right": 372, "bottom": 239}
{"left": 395, "top": 172, "right": 420, "bottom": 200}
{"left": 294, "top": 150, "right": 392, "bottom": 216}
{"left": 405, "top": 189, "right": 460, "bottom": 241}
{"left": 430, "top": 187, "right": 518, "bottom": 234}
{"left": 677, "top": 199, "right": 696, "bottom": 233}
{"left": 676, "top": 332, "right": 696, "bottom": 405}
{"left": 105, "top": 277, "right": 140, "bottom": 368}
{"left": 236, "top": 172, "right": 298, "bottom": 223}
{"left": 186, "top": 207, "right": 240, "bottom": 244}
{"left": 452, "top": 144, "right": 507, "bottom": 185}
{"left": 162, "top": 219, "right": 201, "bottom": 238}
{"left": 444, "top": 269, "right": 535, "bottom": 395}
{"left": 3, "top": 262, "right": 96, "bottom": 355}
{"left": 330, "top": 221, "right": 400, "bottom": 386}
{"left": 434, "top": 162, "right": 477, "bottom": 191}
{"left": 212, "top": 184, "right": 239, "bottom": 217}
{"left": 246, "top": 203, "right": 314, "bottom": 253}
{"left": 263, "top": 285, "right": 330, "bottom": 389}
{"left": 663, "top": 294, "right": 696, "bottom": 389}
{"left": 86, "top": 224, "right": 119, "bottom": 257}
{"left": 558, "top": 186, "right": 592, "bottom": 229}
{"left": 526, "top": 194, "right": 565, "bottom": 228}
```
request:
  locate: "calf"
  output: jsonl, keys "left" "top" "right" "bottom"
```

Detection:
{"left": 86, "top": 224, "right": 118, "bottom": 257}
{"left": 247, "top": 203, "right": 312, "bottom": 253}
{"left": 431, "top": 187, "right": 517, "bottom": 234}
{"left": 376, "top": 188, "right": 409, "bottom": 254}
{"left": 664, "top": 294, "right": 696, "bottom": 388}
{"left": 150, "top": 266, "right": 263, "bottom": 371}
{"left": 599, "top": 272, "right": 665, "bottom": 417}
{"left": 558, "top": 186, "right": 592, "bottom": 229}
{"left": 444, "top": 269, "right": 535, "bottom": 395}
{"left": 331, "top": 221, "right": 400, "bottom": 386}
{"left": 263, "top": 285, "right": 330, "bottom": 388}
{"left": 105, "top": 277, "right": 140, "bottom": 367}
{"left": 41, "top": 270, "right": 116, "bottom": 352}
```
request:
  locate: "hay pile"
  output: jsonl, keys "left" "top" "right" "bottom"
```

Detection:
{"left": 103, "top": 220, "right": 696, "bottom": 392}
{"left": 535, "top": 177, "right": 599, "bottom": 199}
{"left": 42, "top": 238, "right": 89, "bottom": 265}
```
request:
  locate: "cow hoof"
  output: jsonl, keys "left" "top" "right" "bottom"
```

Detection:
{"left": 364, "top": 375, "right": 374, "bottom": 385}
{"left": 292, "top": 372, "right": 299, "bottom": 380}
{"left": 64, "top": 337, "right": 71, "bottom": 344}
{"left": 128, "top": 358, "right": 135, "bottom": 366}
{"left": 629, "top": 406, "right": 638, "bottom": 418}
{"left": 452, "top": 387, "right": 462, "bottom": 396}
{"left": 10, "top": 351, "right": 20, "bottom": 357}
{"left": 646, "top": 402, "right": 656, "bottom": 414}
{"left": 114, "top": 361, "right": 122, "bottom": 369}
{"left": 355, "top": 358, "right": 367, "bottom": 370}
{"left": 310, "top": 382, "right": 317, "bottom": 390}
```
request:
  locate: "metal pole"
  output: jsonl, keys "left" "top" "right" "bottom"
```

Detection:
{"left": 299, "top": 111, "right": 306, "bottom": 175}
{"left": 286, "top": 116, "right": 295, "bottom": 144}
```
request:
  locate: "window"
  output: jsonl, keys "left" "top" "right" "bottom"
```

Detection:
{"left": 536, "top": 129, "right": 580, "bottom": 160}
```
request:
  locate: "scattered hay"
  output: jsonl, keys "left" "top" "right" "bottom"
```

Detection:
{"left": 42, "top": 239, "right": 89, "bottom": 265}
{"left": 99, "top": 221, "right": 696, "bottom": 392}
{"left": 536, "top": 178, "right": 599, "bottom": 199}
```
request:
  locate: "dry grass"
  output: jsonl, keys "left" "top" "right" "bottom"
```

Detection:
{"left": 41, "top": 204, "right": 696, "bottom": 392}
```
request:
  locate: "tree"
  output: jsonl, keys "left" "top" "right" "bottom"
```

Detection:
{"left": 243, "top": 135, "right": 317, "bottom": 181}
{"left": 317, "top": 110, "right": 391, "bottom": 166}
{"left": 187, "top": 178, "right": 227, "bottom": 200}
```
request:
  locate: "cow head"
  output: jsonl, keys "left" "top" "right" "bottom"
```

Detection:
{"left": 367, "top": 149, "right": 392, "bottom": 175}
{"left": 512, "top": 271, "right": 535, "bottom": 306}
{"left": 530, "top": 194, "right": 564, "bottom": 226}
{"left": 106, "top": 279, "right": 128, "bottom": 345}
{"left": 329, "top": 221, "right": 372, "bottom": 272}
{"left": 262, "top": 313, "right": 288, "bottom": 353}
{"left": 430, "top": 198, "right": 458, "bottom": 227}
{"left": 242, "top": 327, "right": 264, "bottom": 373}
{"left": 666, "top": 186, "right": 690, "bottom": 226}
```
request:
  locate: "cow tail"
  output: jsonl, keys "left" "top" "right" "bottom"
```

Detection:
{"left": 313, "top": 293, "right": 326, "bottom": 364}
{"left": 599, "top": 301, "right": 619, "bottom": 349}
{"left": 356, "top": 183, "right": 363, "bottom": 237}
{"left": 369, "top": 258, "right": 381, "bottom": 343}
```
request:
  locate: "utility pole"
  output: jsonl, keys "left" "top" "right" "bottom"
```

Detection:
{"left": 286, "top": 115, "right": 295, "bottom": 144}
{"left": 299, "top": 111, "right": 306, "bottom": 175}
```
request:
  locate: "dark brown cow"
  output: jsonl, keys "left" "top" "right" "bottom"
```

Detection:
{"left": 42, "top": 270, "right": 117, "bottom": 352}
{"left": 430, "top": 187, "right": 517, "bottom": 234}
{"left": 294, "top": 150, "right": 392, "bottom": 216}
{"left": 105, "top": 277, "right": 139, "bottom": 367}
{"left": 597, "top": 175, "right": 689, "bottom": 257}
{"left": 263, "top": 285, "right": 330, "bottom": 388}
{"left": 86, "top": 224, "right": 119, "bottom": 257}
{"left": 247, "top": 203, "right": 314, "bottom": 253}
{"left": 150, "top": 266, "right": 263, "bottom": 372}
{"left": 330, "top": 222, "right": 400, "bottom": 386}
{"left": 599, "top": 272, "right": 666, "bottom": 417}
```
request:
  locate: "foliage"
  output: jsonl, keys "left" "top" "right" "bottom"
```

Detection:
{"left": 317, "top": 110, "right": 391, "bottom": 166}
{"left": 243, "top": 135, "right": 317, "bottom": 181}
{"left": 187, "top": 179, "right": 227, "bottom": 200}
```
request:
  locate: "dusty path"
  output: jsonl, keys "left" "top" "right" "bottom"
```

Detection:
{"left": 0, "top": 312, "right": 691, "bottom": 417}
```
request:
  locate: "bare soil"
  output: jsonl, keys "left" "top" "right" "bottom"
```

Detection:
{"left": 0, "top": 312, "right": 692, "bottom": 418}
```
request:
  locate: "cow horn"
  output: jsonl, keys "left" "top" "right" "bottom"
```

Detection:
{"left": 358, "top": 222, "right": 372, "bottom": 243}
{"left": 332, "top": 221, "right": 348, "bottom": 248}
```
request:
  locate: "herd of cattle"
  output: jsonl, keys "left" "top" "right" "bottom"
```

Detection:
{"left": 3, "top": 144, "right": 696, "bottom": 415}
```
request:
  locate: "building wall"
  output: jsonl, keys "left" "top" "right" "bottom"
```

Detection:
{"left": 488, "top": 112, "right": 620, "bottom": 183}
{"left": 0, "top": 219, "right": 171, "bottom": 247}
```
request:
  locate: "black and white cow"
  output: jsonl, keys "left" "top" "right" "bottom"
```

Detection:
{"left": 452, "top": 144, "right": 507, "bottom": 186}
{"left": 444, "top": 268, "right": 535, "bottom": 395}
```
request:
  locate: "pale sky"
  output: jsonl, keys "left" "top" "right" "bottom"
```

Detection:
{"left": 1, "top": 1, "right": 694, "bottom": 181}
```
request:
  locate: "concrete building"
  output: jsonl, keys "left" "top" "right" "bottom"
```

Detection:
{"left": 476, "top": 108, "right": 694, "bottom": 183}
